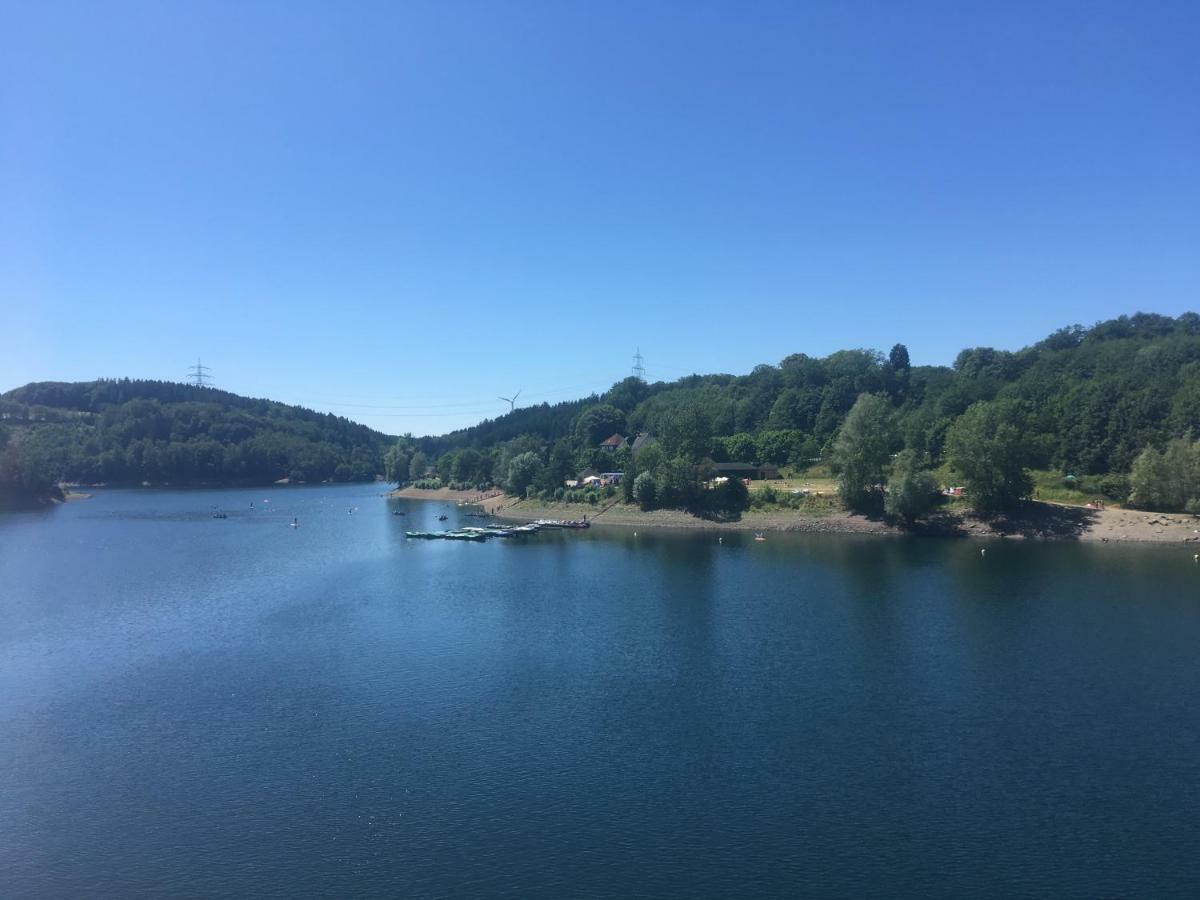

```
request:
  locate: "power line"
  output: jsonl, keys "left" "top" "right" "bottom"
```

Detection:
{"left": 187, "top": 358, "right": 213, "bottom": 388}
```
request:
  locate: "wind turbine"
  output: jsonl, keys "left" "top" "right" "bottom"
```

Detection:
{"left": 498, "top": 389, "right": 522, "bottom": 413}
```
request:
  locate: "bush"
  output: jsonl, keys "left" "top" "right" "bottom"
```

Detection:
{"left": 884, "top": 450, "right": 940, "bottom": 524}
{"left": 1097, "top": 474, "right": 1131, "bottom": 502}
{"left": 1129, "top": 439, "right": 1200, "bottom": 511}
{"left": 706, "top": 475, "right": 749, "bottom": 518}
{"left": 633, "top": 471, "right": 657, "bottom": 510}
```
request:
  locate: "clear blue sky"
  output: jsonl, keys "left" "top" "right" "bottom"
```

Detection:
{"left": 3, "top": 1, "right": 1197, "bottom": 435}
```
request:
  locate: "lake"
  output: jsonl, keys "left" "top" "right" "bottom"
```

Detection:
{"left": 2, "top": 484, "right": 1198, "bottom": 898}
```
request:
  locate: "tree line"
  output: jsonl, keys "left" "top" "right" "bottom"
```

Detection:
{"left": 1, "top": 379, "right": 387, "bottom": 505}
{"left": 385, "top": 312, "right": 1200, "bottom": 518}
{"left": 6, "top": 313, "right": 1200, "bottom": 515}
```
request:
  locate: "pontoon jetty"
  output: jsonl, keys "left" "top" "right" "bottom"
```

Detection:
{"left": 405, "top": 519, "right": 588, "bottom": 542}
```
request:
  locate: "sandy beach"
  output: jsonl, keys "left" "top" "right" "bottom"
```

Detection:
{"left": 392, "top": 489, "right": 1200, "bottom": 544}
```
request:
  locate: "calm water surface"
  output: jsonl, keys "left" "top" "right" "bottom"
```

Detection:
{"left": 1, "top": 484, "right": 1198, "bottom": 898}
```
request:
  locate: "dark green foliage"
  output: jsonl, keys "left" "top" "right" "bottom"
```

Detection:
{"left": 1128, "top": 438, "right": 1200, "bottom": 511}
{"left": 718, "top": 432, "right": 758, "bottom": 463}
{"left": 946, "top": 401, "right": 1034, "bottom": 514}
{"left": 408, "top": 451, "right": 429, "bottom": 482}
{"left": 0, "top": 379, "right": 385, "bottom": 488}
{"left": 383, "top": 441, "right": 412, "bottom": 484}
{"left": 533, "top": 440, "right": 575, "bottom": 495}
{"left": 658, "top": 403, "right": 713, "bottom": 463}
{"left": 8, "top": 313, "right": 1200, "bottom": 506}
{"left": 705, "top": 471, "right": 750, "bottom": 518}
{"left": 883, "top": 450, "right": 939, "bottom": 523}
{"left": 655, "top": 456, "right": 702, "bottom": 510}
{"left": 602, "top": 376, "right": 650, "bottom": 413}
{"left": 406, "top": 312, "right": 1200, "bottom": 487}
{"left": 505, "top": 451, "right": 543, "bottom": 496}
{"left": 572, "top": 404, "right": 627, "bottom": 447}
{"left": 833, "top": 394, "right": 896, "bottom": 511}
{"left": 0, "top": 429, "right": 65, "bottom": 508}
{"left": 756, "top": 430, "right": 804, "bottom": 466}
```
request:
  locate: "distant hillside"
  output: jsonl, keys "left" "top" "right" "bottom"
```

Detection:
{"left": 0, "top": 379, "right": 390, "bottom": 504}
{"left": 384, "top": 312, "right": 1200, "bottom": 512}
{"left": 5, "top": 312, "right": 1200, "bottom": 511}
{"left": 419, "top": 312, "right": 1199, "bottom": 470}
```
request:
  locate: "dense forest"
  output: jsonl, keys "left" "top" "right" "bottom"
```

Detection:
{"left": 0, "top": 380, "right": 389, "bottom": 507}
{"left": 5, "top": 313, "right": 1200, "bottom": 514}
{"left": 385, "top": 312, "right": 1200, "bottom": 516}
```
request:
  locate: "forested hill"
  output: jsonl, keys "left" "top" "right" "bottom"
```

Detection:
{"left": 0, "top": 379, "right": 390, "bottom": 504}
{"left": 5, "top": 312, "right": 1200, "bottom": 510}
{"left": 395, "top": 312, "right": 1200, "bottom": 504}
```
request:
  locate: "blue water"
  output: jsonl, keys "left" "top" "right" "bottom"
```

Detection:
{"left": 2, "top": 484, "right": 1198, "bottom": 898}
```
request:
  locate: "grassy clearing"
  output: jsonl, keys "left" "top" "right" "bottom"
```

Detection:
{"left": 750, "top": 475, "right": 838, "bottom": 496}
{"left": 1028, "top": 469, "right": 1130, "bottom": 507}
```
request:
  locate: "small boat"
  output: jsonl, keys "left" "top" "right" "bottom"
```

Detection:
{"left": 392, "top": 510, "right": 405, "bottom": 516}
{"left": 438, "top": 514, "right": 449, "bottom": 521}
{"left": 442, "top": 530, "right": 486, "bottom": 542}
{"left": 291, "top": 517, "right": 299, "bottom": 528}
{"left": 754, "top": 532, "right": 766, "bottom": 542}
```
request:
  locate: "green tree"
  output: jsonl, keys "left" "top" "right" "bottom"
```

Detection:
{"left": 833, "top": 393, "right": 896, "bottom": 511}
{"left": 660, "top": 404, "right": 712, "bottom": 463}
{"left": 756, "top": 429, "right": 802, "bottom": 465}
{"left": 884, "top": 449, "right": 939, "bottom": 523}
{"left": 408, "top": 450, "right": 429, "bottom": 482}
{"left": 453, "top": 447, "right": 484, "bottom": 483}
{"left": 573, "top": 404, "right": 627, "bottom": 448}
{"left": 656, "top": 456, "right": 700, "bottom": 509}
{"left": 721, "top": 432, "right": 758, "bottom": 463}
{"left": 624, "top": 442, "right": 664, "bottom": 503}
{"left": 506, "top": 451, "right": 543, "bottom": 496}
{"left": 535, "top": 440, "right": 575, "bottom": 494}
{"left": 436, "top": 450, "right": 457, "bottom": 483}
{"left": 603, "top": 376, "right": 650, "bottom": 413}
{"left": 632, "top": 470, "right": 657, "bottom": 509}
{"left": 1129, "top": 446, "right": 1170, "bottom": 509}
{"left": 706, "top": 471, "right": 749, "bottom": 518}
{"left": 383, "top": 442, "right": 411, "bottom": 484}
{"left": 1129, "top": 438, "right": 1199, "bottom": 511}
{"left": 945, "top": 400, "right": 1033, "bottom": 514}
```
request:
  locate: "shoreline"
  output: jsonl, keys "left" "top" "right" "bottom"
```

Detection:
{"left": 387, "top": 485, "right": 508, "bottom": 512}
{"left": 391, "top": 488, "right": 1200, "bottom": 544}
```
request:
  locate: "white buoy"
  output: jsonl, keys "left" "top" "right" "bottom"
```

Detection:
{"left": 981, "top": 547, "right": 986, "bottom": 556}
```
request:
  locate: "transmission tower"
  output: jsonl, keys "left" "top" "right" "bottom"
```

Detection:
{"left": 632, "top": 347, "right": 646, "bottom": 382}
{"left": 187, "top": 358, "right": 213, "bottom": 388}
